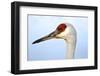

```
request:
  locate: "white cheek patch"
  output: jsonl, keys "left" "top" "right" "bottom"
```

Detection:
{"left": 56, "top": 30, "right": 67, "bottom": 39}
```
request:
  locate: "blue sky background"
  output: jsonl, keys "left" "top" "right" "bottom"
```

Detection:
{"left": 27, "top": 15, "right": 88, "bottom": 61}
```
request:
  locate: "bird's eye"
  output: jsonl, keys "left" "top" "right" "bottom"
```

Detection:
{"left": 57, "top": 23, "right": 67, "bottom": 32}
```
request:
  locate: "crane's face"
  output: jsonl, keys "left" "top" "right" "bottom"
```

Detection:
{"left": 54, "top": 23, "right": 67, "bottom": 39}
{"left": 32, "top": 23, "right": 67, "bottom": 44}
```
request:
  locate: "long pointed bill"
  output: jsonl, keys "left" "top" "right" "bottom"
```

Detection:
{"left": 32, "top": 30, "right": 58, "bottom": 44}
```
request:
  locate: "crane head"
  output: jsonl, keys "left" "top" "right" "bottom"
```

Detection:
{"left": 32, "top": 23, "right": 76, "bottom": 44}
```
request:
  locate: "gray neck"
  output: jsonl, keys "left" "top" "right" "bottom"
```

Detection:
{"left": 66, "top": 42, "right": 76, "bottom": 59}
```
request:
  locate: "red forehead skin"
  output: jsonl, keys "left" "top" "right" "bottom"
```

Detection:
{"left": 56, "top": 23, "right": 67, "bottom": 32}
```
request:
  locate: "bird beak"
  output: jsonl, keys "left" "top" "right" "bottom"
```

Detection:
{"left": 32, "top": 30, "right": 58, "bottom": 44}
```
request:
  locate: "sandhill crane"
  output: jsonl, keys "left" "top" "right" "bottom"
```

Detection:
{"left": 32, "top": 23, "right": 77, "bottom": 59}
